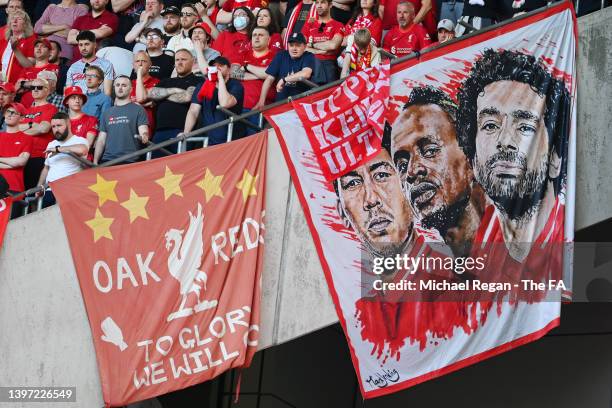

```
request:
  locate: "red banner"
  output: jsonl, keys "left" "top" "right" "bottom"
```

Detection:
{"left": 52, "top": 134, "right": 267, "bottom": 406}
{"left": 0, "top": 196, "right": 11, "bottom": 252}
{"left": 292, "top": 63, "right": 390, "bottom": 182}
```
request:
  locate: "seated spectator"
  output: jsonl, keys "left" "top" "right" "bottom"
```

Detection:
{"left": 160, "top": 5, "right": 181, "bottom": 44}
{"left": 428, "top": 18, "right": 455, "bottom": 47}
{"left": 38, "top": 70, "right": 67, "bottom": 113}
{"left": 0, "top": 82, "right": 16, "bottom": 131}
{"left": 37, "top": 111, "right": 88, "bottom": 207}
{"left": 0, "top": 102, "right": 32, "bottom": 206}
{"left": 137, "top": 48, "right": 201, "bottom": 155}
{"left": 19, "top": 78, "right": 58, "bottom": 190}
{"left": 302, "top": 0, "right": 345, "bottom": 83}
{"left": 193, "top": 0, "right": 221, "bottom": 40}
{"left": 33, "top": 0, "right": 88, "bottom": 61}
{"left": 66, "top": 30, "right": 115, "bottom": 95}
{"left": 455, "top": 0, "right": 500, "bottom": 37}
{"left": 183, "top": 56, "right": 244, "bottom": 145}
{"left": 125, "top": 0, "right": 165, "bottom": 53}
{"left": 96, "top": 45, "right": 134, "bottom": 77}
{"left": 68, "top": 0, "right": 119, "bottom": 63}
{"left": 82, "top": 65, "right": 112, "bottom": 122}
{"left": 381, "top": 0, "right": 435, "bottom": 35}
{"left": 94, "top": 76, "right": 149, "bottom": 164}
{"left": 212, "top": 7, "right": 254, "bottom": 64}
{"left": 340, "top": 27, "right": 381, "bottom": 78}
{"left": 255, "top": 7, "right": 283, "bottom": 51}
{"left": 231, "top": 26, "right": 276, "bottom": 133}
{"left": 131, "top": 51, "right": 159, "bottom": 133}
{"left": 382, "top": 1, "right": 431, "bottom": 58}
{"left": 15, "top": 39, "right": 60, "bottom": 108}
{"left": 166, "top": 3, "right": 200, "bottom": 55}
{"left": 281, "top": 0, "right": 315, "bottom": 48}
{"left": 0, "top": 9, "right": 36, "bottom": 83}
{"left": 260, "top": 32, "right": 315, "bottom": 102}
{"left": 143, "top": 27, "right": 175, "bottom": 79}
{"left": 345, "top": 0, "right": 382, "bottom": 46}
{"left": 64, "top": 85, "right": 98, "bottom": 159}
{"left": 191, "top": 22, "right": 220, "bottom": 74}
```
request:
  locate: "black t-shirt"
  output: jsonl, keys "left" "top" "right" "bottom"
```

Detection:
{"left": 155, "top": 73, "right": 203, "bottom": 130}
{"left": 149, "top": 53, "right": 175, "bottom": 80}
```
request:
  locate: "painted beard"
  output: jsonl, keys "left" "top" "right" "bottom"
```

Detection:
{"left": 475, "top": 150, "right": 549, "bottom": 221}
{"left": 54, "top": 129, "right": 69, "bottom": 141}
{"left": 420, "top": 191, "right": 470, "bottom": 235}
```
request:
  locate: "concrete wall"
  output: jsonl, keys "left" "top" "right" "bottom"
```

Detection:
{"left": 0, "top": 7, "right": 611, "bottom": 407}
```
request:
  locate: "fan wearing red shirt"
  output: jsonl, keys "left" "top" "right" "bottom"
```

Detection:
{"left": 67, "top": 0, "right": 119, "bottom": 63}
{"left": 345, "top": 0, "right": 383, "bottom": 45}
{"left": 64, "top": 86, "right": 98, "bottom": 162}
{"left": 0, "top": 10, "right": 36, "bottom": 84}
{"left": 381, "top": 0, "right": 435, "bottom": 34}
{"left": 15, "top": 38, "right": 59, "bottom": 109}
{"left": 19, "top": 78, "right": 58, "bottom": 190}
{"left": 382, "top": 1, "right": 431, "bottom": 58}
{"left": 0, "top": 102, "right": 32, "bottom": 194}
{"left": 131, "top": 51, "right": 160, "bottom": 135}
{"left": 302, "top": 0, "right": 345, "bottom": 82}
{"left": 212, "top": 7, "right": 254, "bottom": 64}
{"left": 216, "top": 0, "right": 265, "bottom": 25}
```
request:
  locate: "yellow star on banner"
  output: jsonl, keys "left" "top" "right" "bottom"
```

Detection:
{"left": 236, "top": 170, "right": 258, "bottom": 202}
{"left": 85, "top": 208, "right": 114, "bottom": 242}
{"left": 155, "top": 166, "right": 184, "bottom": 200}
{"left": 88, "top": 174, "right": 118, "bottom": 206}
{"left": 196, "top": 169, "right": 224, "bottom": 203}
{"left": 120, "top": 189, "right": 150, "bottom": 223}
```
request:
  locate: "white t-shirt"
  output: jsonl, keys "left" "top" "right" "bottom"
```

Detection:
{"left": 44, "top": 136, "right": 89, "bottom": 183}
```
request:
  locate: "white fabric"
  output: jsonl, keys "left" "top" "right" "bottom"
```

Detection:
{"left": 1, "top": 42, "right": 12, "bottom": 80}
{"left": 96, "top": 47, "right": 134, "bottom": 78}
{"left": 45, "top": 136, "right": 89, "bottom": 183}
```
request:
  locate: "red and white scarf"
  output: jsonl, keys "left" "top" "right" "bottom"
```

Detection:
{"left": 282, "top": 1, "right": 317, "bottom": 48}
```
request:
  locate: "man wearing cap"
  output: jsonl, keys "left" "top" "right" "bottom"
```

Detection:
{"left": 66, "top": 30, "right": 115, "bottom": 96}
{"left": 0, "top": 82, "right": 16, "bottom": 131}
{"left": 166, "top": 3, "right": 200, "bottom": 55}
{"left": 36, "top": 112, "right": 89, "bottom": 207}
{"left": 64, "top": 85, "right": 98, "bottom": 160}
{"left": 125, "top": 0, "right": 165, "bottom": 53}
{"left": 183, "top": 56, "right": 245, "bottom": 145}
{"left": 260, "top": 32, "right": 315, "bottom": 103}
{"left": 143, "top": 27, "right": 175, "bottom": 79}
{"left": 191, "top": 22, "right": 220, "bottom": 75}
{"left": 68, "top": 0, "right": 119, "bottom": 63}
{"left": 428, "top": 19, "right": 455, "bottom": 48}
{"left": 15, "top": 38, "right": 60, "bottom": 108}
{"left": 160, "top": 5, "right": 181, "bottom": 44}
{"left": 0, "top": 102, "right": 32, "bottom": 211}
{"left": 382, "top": 2, "right": 431, "bottom": 58}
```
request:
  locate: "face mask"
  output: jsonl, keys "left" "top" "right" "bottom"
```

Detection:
{"left": 233, "top": 16, "right": 248, "bottom": 30}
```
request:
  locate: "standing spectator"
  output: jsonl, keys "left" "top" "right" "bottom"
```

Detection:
{"left": 160, "top": 5, "right": 181, "bottom": 44}
{"left": 382, "top": 1, "right": 431, "bottom": 57}
{"left": 143, "top": 27, "right": 174, "bottom": 79}
{"left": 19, "top": 77, "right": 58, "bottom": 190}
{"left": 166, "top": 3, "right": 200, "bottom": 54}
{"left": 49, "top": 39, "right": 70, "bottom": 91}
{"left": 68, "top": 0, "right": 119, "bottom": 63}
{"left": 82, "top": 65, "right": 112, "bottom": 122}
{"left": 66, "top": 30, "right": 115, "bottom": 95}
{"left": 302, "top": 0, "right": 345, "bottom": 82}
{"left": 281, "top": 0, "right": 315, "bottom": 48}
{"left": 183, "top": 56, "right": 244, "bottom": 145}
{"left": 260, "top": 32, "right": 315, "bottom": 103}
{"left": 33, "top": 0, "right": 88, "bottom": 61}
{"left": 455, "top": 0, "right": 500, "bottom": 37}
{"left": 131, "top": 51, "right": 159, "bottom": 133}
{"left": 191, "top": 22, "right": 220, "bottom": 74}
{"left": 0, "top": 9, "right": 36, "bottom": 83}
{"left": 64, "top": 85, "right": 98, "bottom": 158}
{"left": 37, "top": 111, "right": 88, "bottom": 207}
{"left": 381, "top": 0, "right": 435, "bottom": 34}
{"left": 232, "top": 26, "right": 276, "bottom": 132}
{"left": 125, "top": 0, "right": 165, "bottom": 53}
{"left": 111, "top": 0, "right": 145, "bottom": 50}
{"left": 94, "top": 76, "right": 149, "bottom": 164}
{"left": 345, "top": 0, "right": 382, "bottom": 46}
{"left": 15, "top": 38, "right": 59, "bottom": 108}
{"left": 331, "top": 0, "right": 355, "bottom": 25}
{"left": 340, "top": 27, "right": 381, "bottom": 78}
{"left": 429, "top": 18, "right": 455, "bottom": 47}
{"left": 39, "top": 70, "right": 67, "bottom": 113}
{"left": 193, "top": 0, "right": 221, "bottom": 40}
{"left": 255, "top": 7, "right": 283, "bottom": 51}
{"left": 137, "top": 48, "right": 201, "bottom": 154}
{"left": 439, "top": 0, "right": 464, "bottom": 24}
{"left": 0, "top": 81, "right": 16, "bottom": 131}
{"left": 0, "top": 102, "right": 31, "bottom": 202}
{"left": 212, "top": 7, "right": 254, "bottom": 64}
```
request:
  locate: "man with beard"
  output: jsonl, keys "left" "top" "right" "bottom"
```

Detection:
{"left": 382, "top": 1, "right": 431, "bottom": 58}
{"left": 66, "top": 30, "right": 115, "bottom": 96}
{"left": 391, "top": 86, "right": 486, "bottom": 258}
{"left": 36, "top": 112, "right": 88, "bottom": 207}
{"left": 160, "top": 5, "right": 181, "bottom": 44}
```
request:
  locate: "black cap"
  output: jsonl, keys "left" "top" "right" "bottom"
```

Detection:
{"left": 161, "top": 6, "right": 180, "bottom": 16}
{"left": 210, "top": 56, "right": 231, "bottom": 67}
{"left": 287, "top": 32, "right": 306, "bottom": 44}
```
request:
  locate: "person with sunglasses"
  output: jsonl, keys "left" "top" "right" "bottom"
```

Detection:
{"left": 143, "top": 27, "right": 175, "bottom": 79}
{"left": 301, "top": 0, "right": 345, "bottom": 83}
{"left": 81, "top": 65, "right": 112, "bottom": 123}
{"left": 0, "top": 82, "right": 16, "bottom": 132}
{"left": 166, "top": 3, "right": 201, "bottom": 55}
{"left": 18, "top": 78, "right": 58, "bottom": 190}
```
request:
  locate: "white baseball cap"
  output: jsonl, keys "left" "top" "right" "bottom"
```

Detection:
{"left": 437, "top": 19, "right": 455, "bottom": 32}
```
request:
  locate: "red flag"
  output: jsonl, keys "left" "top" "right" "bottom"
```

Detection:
{"left": 0, "top": 196, "right": 11, "bottom": 251}
{"left": 51, "top": 133, "right": 267, "bottom": 407}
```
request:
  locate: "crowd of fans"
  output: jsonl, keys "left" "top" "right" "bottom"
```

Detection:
{"left": 0, "top": 0, "right": 560, "bottom": 216}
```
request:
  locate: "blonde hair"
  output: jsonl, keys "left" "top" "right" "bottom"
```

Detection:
{"left": 354, "top": 28, "right": 372, "bottom": 49}
{"left": 5, "top": 9, "right": 33, "bottom": 41}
